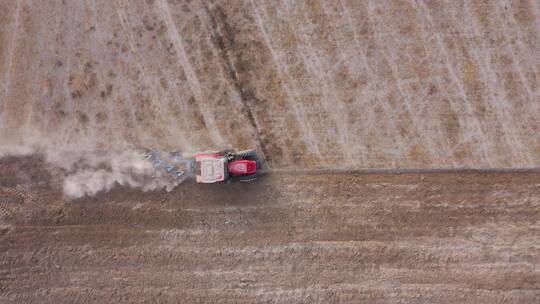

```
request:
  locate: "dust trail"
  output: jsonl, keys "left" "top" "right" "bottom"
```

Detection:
{"left": 48, "top": 149, "right": 188, "bottom": 198}
{"left": 52, "top": 149, "right": 186, "bottom": 198}
{"left": 0, "top": 146, "right": 188, "bottom": 199}
{"left": 0, "top": 145, "right": 37, "bottom": 158}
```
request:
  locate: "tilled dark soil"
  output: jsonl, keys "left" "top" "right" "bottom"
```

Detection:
{"left": 1, "top": 157, "right": 540, "bottom": 303}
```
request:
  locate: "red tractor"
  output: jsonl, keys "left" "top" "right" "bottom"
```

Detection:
{"left": 188, "top": 149, "right": 261, "bottom": 183}
{"left": 143, "top": 148, "right": 262, "bottom": 183}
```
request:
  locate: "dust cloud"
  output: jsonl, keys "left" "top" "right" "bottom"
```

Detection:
{"left": 0, "top": 145, "right": 187, "bottom": 199}
{"left": 58, "top": 149, "right": 189, "bottom": 199}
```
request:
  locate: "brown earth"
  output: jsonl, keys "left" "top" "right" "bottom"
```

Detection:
{"left": 1, "top": 157, "right": 539, "bottom": 303}
{"left": 1, "top": 1, "right": 540, "bottom": 303}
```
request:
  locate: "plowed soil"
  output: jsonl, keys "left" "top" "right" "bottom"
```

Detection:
{"left": 1, "top": 157, "right": 539, "bottom": 303}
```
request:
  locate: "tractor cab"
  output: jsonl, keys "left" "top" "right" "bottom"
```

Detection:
{"left": 197, "top": 156, "right": 228, "bottom": 183}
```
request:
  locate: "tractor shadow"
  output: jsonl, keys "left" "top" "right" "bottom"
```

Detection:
{"left": 167, "top": 172, "right": 277, "bottom": 208}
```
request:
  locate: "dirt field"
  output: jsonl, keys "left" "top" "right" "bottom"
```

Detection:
{"left": 1, "top": 157, "right": 539, "bottom": 303}
{"left": 1, "top": 1, "right": 539, "bottom": 303}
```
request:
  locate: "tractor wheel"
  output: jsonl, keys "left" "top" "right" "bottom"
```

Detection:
{"left": 239, "top": 174, "right": 257, "bottom": 182}
{"left": 236, "top": 149, "right": 257, "bottom": 159}
{"left": 256, "top": 160, "right": 263, "bottom": 170}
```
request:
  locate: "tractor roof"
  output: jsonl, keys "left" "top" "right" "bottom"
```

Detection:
{"left": 196, "top": 157, "right": 226, "bottom": 183}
